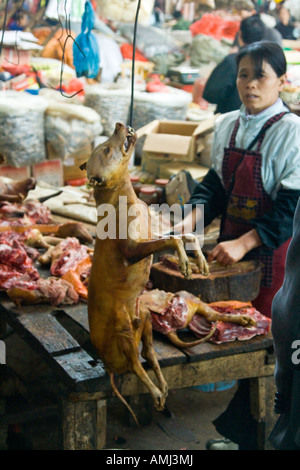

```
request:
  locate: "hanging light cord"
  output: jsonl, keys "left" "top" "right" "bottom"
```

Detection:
{"left": 129, "top": 0, "right": 141, "bottom": 127}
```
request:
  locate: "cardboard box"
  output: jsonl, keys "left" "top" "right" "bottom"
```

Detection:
{"left": 141, "top": 155, "right": 209, "bottom": 181}
{"left": 0, "top": 47, "right": 31, "bottom": 66}
{"left": 136, "top": 118, "right": 216, "bottom": 163}
{"left": 46, "top": 142, "right": 92, "bottom": 183}
{"left": 32, "top": 160, "right": 63, "bottom": 187}
{"left": 0, "top": 165, "right": 31, "bottom": 180}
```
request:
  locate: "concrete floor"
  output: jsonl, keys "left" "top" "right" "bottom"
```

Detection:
{"left": 1, "top": 328, "right": 238, "bottom": 451}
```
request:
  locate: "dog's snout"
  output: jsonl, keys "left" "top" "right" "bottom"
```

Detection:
{"left": 89, "top": 176, "right": 104, "bottom": 186}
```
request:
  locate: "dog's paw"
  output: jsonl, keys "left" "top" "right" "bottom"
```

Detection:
{"left": 181, "top": 258, "right": 192, "bottom": 280}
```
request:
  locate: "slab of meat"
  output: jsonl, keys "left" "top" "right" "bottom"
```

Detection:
{"left": 189, "top": 305, "right": 271, "bottom": 344}
{"left": 50, "top": 237, "right": 91, "bottom": 277}
{"left": 149, "top": 294, "right": 189, "bottom": 335}
{"left": 7, "top": 277, "right": 79, "bottom": 306}
{"left": 0, "top": 241, "right": 39, "bottom": 290}
{"left": 0, "top": 200, "right": 51, "bottom": 224}
{"left": 0, "top": 230, "right": 40, "bottom": 260}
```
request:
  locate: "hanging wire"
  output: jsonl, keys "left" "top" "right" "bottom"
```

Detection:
{"left": 4, "top": 0, "right": 26, "bottom": 66}
{"left": 128, "top": 0, "right": 141, "bottom": 127}
{"left": 0, "top": 0, "right": 10, "bottom": 58}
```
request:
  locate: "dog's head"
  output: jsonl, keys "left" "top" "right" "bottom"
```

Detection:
{"left": 80, "top": 122, "right": 137, "bottom": 189}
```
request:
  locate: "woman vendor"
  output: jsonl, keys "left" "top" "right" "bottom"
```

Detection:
{"left": 175, "top": 40, "right": 300, "bottom": 320}
{"left": 173, "top": 40, "right": 300, "bottom": 450}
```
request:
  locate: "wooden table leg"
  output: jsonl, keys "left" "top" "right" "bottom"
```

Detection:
{"left": 60, "top": 398, "right": 107, "bottom": 450}
{"left": 250, "top": 376, "right": 276, "bottom": 450}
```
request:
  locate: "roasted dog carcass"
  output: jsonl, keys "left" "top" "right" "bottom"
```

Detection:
{"left": 80, "top": 122, "right": 210, "bottom": 421}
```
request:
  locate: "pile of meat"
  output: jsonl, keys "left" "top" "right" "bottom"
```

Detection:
{"left": 0, "top": 186, "right": 92, "bottom": 307}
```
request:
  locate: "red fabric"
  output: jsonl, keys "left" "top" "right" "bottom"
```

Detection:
{"left": 251, "top": 238, "right": 290, "bottom": 318}
{"left": 120, "top": 43, "right": 148, "bottom": 62}
{"left": 189, "top": 14, "right": 240, "bottom": 40}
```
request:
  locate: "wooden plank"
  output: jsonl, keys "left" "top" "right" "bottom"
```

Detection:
{"left": 16, "top": 313, "right": 80, "bottom": 356}
{"left": 0, "top": 302, "right": 107, "bottom": 391}
{"left": 116, "top": 350, "right": 274, "bottom": 397}
{"left": 68, "top": 348, "right": 275, "bottom": 402}
{"left": 168, "top": 330, "right": 274, "bottom": 363}
{"left": 59, "top": 303, "right": 90, "bottom": 332}
{"left": 54, "top": 350, "right": 107, "bottom": 392}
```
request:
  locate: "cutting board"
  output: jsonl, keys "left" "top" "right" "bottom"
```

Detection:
{"left": 150, "top": 259, "right": 262, "bottom": 303}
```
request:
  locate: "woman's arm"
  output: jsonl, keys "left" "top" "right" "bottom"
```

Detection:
{"left": 207, "top": 228, "right": 262, "bottom": 265}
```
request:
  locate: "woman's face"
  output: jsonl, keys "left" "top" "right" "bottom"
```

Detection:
{"left": 236, "top": 56, "right": 286, "bottom": 115}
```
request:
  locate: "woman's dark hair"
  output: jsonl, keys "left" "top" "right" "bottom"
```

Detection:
{"left": 236, "top": 40, "right": 287, "bottom": 78}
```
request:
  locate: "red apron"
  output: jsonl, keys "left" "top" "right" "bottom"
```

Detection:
{"left": 220, "top": 112, "right": 290, "bottom": 317}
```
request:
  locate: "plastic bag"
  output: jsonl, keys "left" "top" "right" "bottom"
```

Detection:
{"left": 73, "top": 1, "right": 100, "bottom": 79}
{"left": 0, "top": 91, "right": 48, "bottom": 167}
{"left": 189, "top": 13, "right": 240, "bottom": 41}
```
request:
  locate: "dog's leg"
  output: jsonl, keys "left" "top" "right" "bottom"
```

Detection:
{"left": 126, "top": 353, "right": 167, "bottom": 411}
{"left": 116, "top": 327, "right": 167, "bottom": 411}
{"left": 140, "top": 310, "right": 168, "bottom": 400}
{"left": 119, "top": 237, "right": 193, "bottom": 279}
{"left": 179, "top": 233, "right": 209, "bottom": 275}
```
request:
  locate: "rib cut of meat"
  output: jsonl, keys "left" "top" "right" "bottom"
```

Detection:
{"left": 189, "top": 306, "right": 271, "bottom": 344}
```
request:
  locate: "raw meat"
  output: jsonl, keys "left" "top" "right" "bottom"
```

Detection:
{"left": 0, "top": 241, "right": 39, "bottom": 290}
{"left": 189, "top": 306, "right": 271, "bottom": 344}
{"left": 0, "top": 200, "right": 51, "bottom": 224}
{"left": 50, "top": 237, "right": 91, "bottom": 277}
{"left": 7, "top": 277, "right": 79, "bottom": 306}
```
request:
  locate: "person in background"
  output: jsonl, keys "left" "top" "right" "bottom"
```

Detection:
{"left": 173, "top": 41, "right": 300, "bottom": 449}
{"left": 231, "top": 0, "right": 283, "bottom": 47}
{"left": 275, "top": 5, "right": 297, "bottom": 39}
{"left": 202, "top": 14, "right": 266, "bottom": 114}
{"left": 269, "top": 197, "right": 300, "bottom": 450}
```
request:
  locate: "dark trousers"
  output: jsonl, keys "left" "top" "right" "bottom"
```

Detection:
{"left": 213, "top": 379, "right": 258, "bottom": 450}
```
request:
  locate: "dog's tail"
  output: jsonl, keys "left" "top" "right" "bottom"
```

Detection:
{"left": 166, "top": 322, "right": 217, "bottom": 349}
{"left": 109, "top": 373, "right": 140, "bottom": 426}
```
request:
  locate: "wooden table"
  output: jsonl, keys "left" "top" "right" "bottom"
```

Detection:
{"left": 0, "top": 298, "right": 276, "bottom": 450}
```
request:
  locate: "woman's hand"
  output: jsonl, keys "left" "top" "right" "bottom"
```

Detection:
{"left": 207, "top": 229, "right": 262, "bottom": 265}
{"left": 207, "top": 239, "right": 248, "bottom": 265}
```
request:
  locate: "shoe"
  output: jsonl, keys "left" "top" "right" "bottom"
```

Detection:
{"left": 206, "top": 438, "right": 239, "bottom": 450}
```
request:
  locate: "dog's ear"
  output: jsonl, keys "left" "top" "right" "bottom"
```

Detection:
{"left": 79, "top": 162, "right": 87, "bottom": 171}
